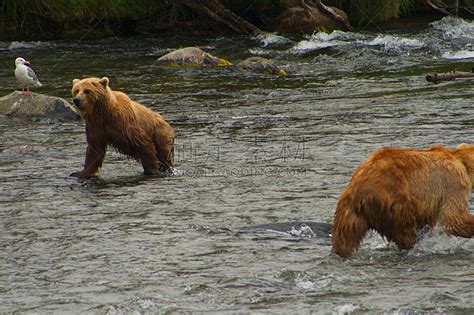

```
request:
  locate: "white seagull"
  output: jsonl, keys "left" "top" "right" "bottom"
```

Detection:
{"left": 15, "top": 57, "right": 42, "bottom": 96}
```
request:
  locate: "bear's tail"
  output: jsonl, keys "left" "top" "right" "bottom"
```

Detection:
{"left": 332, "top": 199, "right": 369, "bottom": 257}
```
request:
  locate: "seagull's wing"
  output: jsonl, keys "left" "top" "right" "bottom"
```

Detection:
{"left": 26, "top": 66, "right": 39, "bottom": 82}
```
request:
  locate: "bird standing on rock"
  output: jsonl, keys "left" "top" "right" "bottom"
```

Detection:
{"left": 14, "top": 57, "right": 42, "bottom": 96}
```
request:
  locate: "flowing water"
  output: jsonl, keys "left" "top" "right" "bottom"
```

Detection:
{"left": 0, "top": 16, "right": 473, "bottom": 314}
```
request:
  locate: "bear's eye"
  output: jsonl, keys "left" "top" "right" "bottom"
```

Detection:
{"left": 73, "top": 89, "right": 79, "bottom": 96}
{"left": 84, "top": 89, "right": 91, "bottom": 95}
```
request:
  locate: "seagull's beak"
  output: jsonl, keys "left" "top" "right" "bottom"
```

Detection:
{"left": 24, "top": 60, "right": 31, "bottom": 65}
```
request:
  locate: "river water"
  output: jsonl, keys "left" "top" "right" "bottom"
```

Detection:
{"left": 0, "top": 17, "right": 473, "bottom": 314}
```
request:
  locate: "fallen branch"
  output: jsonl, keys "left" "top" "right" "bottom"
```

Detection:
{"left": 426, "top": 70, "right": 474, "bottom": 83}
{"left": 206, "top": 0, "right": 263, "bottom": 35}
{"left": 310, "top": 0, "right": 353, "bottom": 31}
{"left": 181, "top": 0, "right": 262, "bottom": 35}
{"left": 424, "top": 0, "right": 450, "bottom": 16}
{"left": 463, "top": 6, "right": 474, "bottom": 15}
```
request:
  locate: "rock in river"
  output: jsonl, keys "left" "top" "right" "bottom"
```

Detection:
{"left": 237, "top": 57, "right": 288, "bottom": 76}
{"left": 0, "top": 91, "right": 80, "bottom": 121}
{"left": 156, "top": 47, "right": 232, "bottom": 67}
{"left": 270, "top": 3, "right": 350, "bottom": 34}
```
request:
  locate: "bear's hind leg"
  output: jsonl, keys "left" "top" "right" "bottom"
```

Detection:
{"left": 386, "top": 202, "right": 420, "bottom": 250}
{"left": 441, "top": 202, "right": 474, "bottom": 238}
{"left": 389, "top": 202, "right": 418, "bottom": 251}
{"left": 332, "top": 202, "right": 369, "bottom": 257}
{"left": 392, "top": 227, "right": 417, "bottom": 251}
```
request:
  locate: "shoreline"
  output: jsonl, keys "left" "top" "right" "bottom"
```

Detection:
{"left": 0, "top": 2, "right": 467, "bottom": 41}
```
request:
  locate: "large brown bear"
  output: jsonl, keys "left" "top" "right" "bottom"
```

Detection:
{"left": 70, "top": 77, "right": 174, "bottom": 179}
{"left": 332, "top": 144, "right": 474, "bottom": 257}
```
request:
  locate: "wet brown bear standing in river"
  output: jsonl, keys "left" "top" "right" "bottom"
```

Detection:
{"left": 71, "top": 77, "right": 174, "bottom": 179}
{"left": 332, "top": 144, "right": 474, "bottom": 257}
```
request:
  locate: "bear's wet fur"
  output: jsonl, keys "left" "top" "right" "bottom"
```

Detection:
{"left": 332, "top": 144, "right": 474, "bottom": 257}
{"left": 71, "top": 77, "right": 174, "bottom": 179}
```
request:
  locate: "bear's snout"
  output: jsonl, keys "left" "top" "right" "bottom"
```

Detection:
{"left": 73, "top": 98, "right": 82, "bottom": 108}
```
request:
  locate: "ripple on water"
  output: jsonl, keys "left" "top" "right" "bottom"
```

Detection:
{"left": 7, "top": 41, "right": 56, "bottom": 50}
{"left": 1, "top": 20, "right": 474, "bottom": 314}
{"left": 442, "top": 50, "right": 474, "bottom": 60}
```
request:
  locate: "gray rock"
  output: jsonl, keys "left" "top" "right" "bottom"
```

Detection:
{"left": 0, "top": 91, "right": 80, "bottom": 121}
{"left": 237, "top": 57, "right": 288, "bottom": 76}
{"left": 156, "top": 47, "right": 232, "bottom": 67}
{"left": 268, "top": 3, "right": 351, "bottom": 35}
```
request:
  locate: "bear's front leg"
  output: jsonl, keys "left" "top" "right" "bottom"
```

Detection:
{"left": 140, "top": 155, "right": 163, "bottom": 175}
{"left": 154, "top": 135, "right": 175, "bottom": 173}
{"left": 139, "top": 145, "right": 165, "bottom": 175}
{"left": 71, "top": 142, "right": 106, "bottom": 179}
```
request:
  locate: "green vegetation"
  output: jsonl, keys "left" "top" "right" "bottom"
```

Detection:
{"left": 1, "top": 0, "right": 164, "bottom": 21}
{"left": 399, "top": 0, "right": 417, "bottom": 16}
{"left": 0, "top": 0, "right": 466, "bottom": 39}
{"left": 324, "top": 0, "right": 417, "bottom": 26}
{"left": 50, "top": 0, "right": 163, "bottom": 19}
{"left": 1, "top": 0, "right": 165, "bottom": 39}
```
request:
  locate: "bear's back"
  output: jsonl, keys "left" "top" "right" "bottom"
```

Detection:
{"left": 347, "top": 146, "right": 470, "bottom": 206}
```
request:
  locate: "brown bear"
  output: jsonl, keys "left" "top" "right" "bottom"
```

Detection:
{"left": 332, "top": 144, "right": 474, "bottom": 257}
{"left": 70, "top": 77, "right": 174, "bottom": 179}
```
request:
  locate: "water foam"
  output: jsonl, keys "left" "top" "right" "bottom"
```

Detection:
{"left": 334, "top": 303, "right": 360, "bottom": 314}
{"left": 290, "top": 31, "right": 365, "bottom": 54}
{"left": 290, "top": 31, "right": 424, "bottom": 55}
{"left": 363, "top": 35, "right": 425, "bottom": 54}
{"left": 296, "top": 276, "right": 332, "bottom": 290}
{"left": 171, "top": 167, "right": 185, "bottom": 176}
{"left": 290, "top": 39, "right": 345, "bottom": 54}
{"left": 253, "top": 33, "right": 293, "bottom": 47}
{"left": 442, "top": 50, "right": 474, "bottom": 60}
{"left": 410, "top": 228, "right": 474, "bottom": 256}
{"left": 8, "top": 41, "right": 54, "bottom": 50}
{"left": 287, "top": 224, "right": 316, "bottom": 238}
{"left": 431, "top": 16, "right": 474, "bottom": 40}
{"left": 248, "top": 48, "right": 273, "bottom": 57}
{"left": 310, "top": 30, "right": 365, "bottom": 42}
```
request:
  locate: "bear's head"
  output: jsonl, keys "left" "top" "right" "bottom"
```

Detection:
{"left": 71, "top": 77, "right": 110, "bottom": 117}
{"left": 456, "top": 143, "right": 474, "bottom": 188}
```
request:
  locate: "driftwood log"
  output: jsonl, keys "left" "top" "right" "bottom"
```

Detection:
{"left": 426, "top": 70, "right": 474, "bottom": 83}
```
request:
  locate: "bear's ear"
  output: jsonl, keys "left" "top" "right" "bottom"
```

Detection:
{"left": 99, "top": 77, "right": 109, "bottom": 87}
{"left": 73, "top": 79, "right": 80, "bottom": 85}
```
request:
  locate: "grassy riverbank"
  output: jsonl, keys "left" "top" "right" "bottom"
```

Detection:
{"left": 0, "top": 0, "right": 464, "bottom": 40}
{"left": 1, "top": 0, "right": 166, "bottom": 39}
